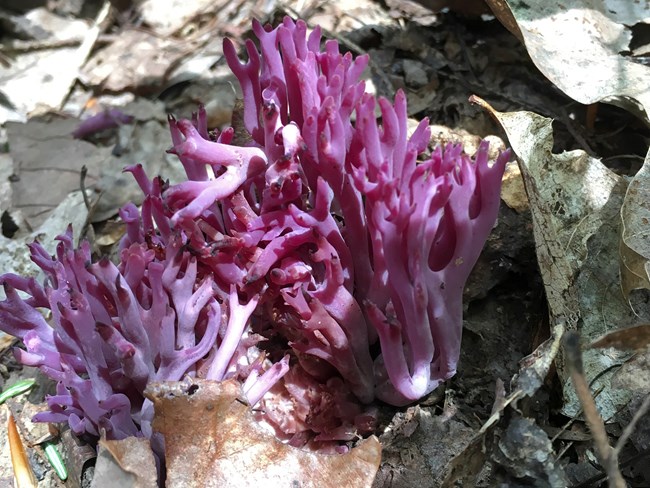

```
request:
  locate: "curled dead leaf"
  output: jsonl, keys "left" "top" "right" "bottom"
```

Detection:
{"left": 481, "top": 0, "right": 650, "bottom": 122}
{"left": 470, "top": 95, "right": 635, "bottom": 419}
{"left": 484, "top": 0, "right": 523, "bottom": 42}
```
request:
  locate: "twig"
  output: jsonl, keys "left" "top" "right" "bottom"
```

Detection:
{"left": 58, "top": 0, "right": 113, "bottom": 111}
{"left": 556, "top": 439, "right": 574, "bottom": 461}
{"left": 455, "top": 70, "right": 598, "bottom": 157}
{"left": 79, "top": 165, "right": 102, "bottom": 241}
{"left": 0, "top": 35, "right": 115, "bottom": 54}
{"left": 446, "top": 15, "right": 479, "bottom": 85}
{"left": 573, "top": 449, "right": 650, "bottom": 488}
{"left": 614, "top": 393, "right": 650, "bottom": 457}
{"left": 557, "top": 106, "right": 597, "bottom": 157}
{"left": 551, "top": 384, "right": 605, "bottom": 444}
{"left": 564, "top": 331, "right": 626, "bottom": 488}
{"left": 80, "top": 166, "right": 91, "bottom": 212}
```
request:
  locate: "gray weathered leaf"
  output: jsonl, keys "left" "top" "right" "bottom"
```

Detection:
{"left": 472, "top": 97, "right": 639, "bottom": 418}
{"left": 620, "top": 154, "right": 650, "bottom": 296}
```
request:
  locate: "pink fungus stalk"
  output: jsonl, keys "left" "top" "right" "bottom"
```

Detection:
{"left": 0, "top": 16, "right": 508, "bottom": 452}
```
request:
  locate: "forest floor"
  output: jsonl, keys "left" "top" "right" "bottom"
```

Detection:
{"left": 1, "top": 0, "right": 649, "bottom": 487}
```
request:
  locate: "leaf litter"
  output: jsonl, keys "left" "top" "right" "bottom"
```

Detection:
{"left": 0, "top": 0, "right": 650, "bottom": 487}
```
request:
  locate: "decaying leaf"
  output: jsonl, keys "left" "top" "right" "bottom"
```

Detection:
{"left": 471, "top": 96, "right": 639, "bottom": 418}
{"left": 438, "top": 298, "right": 561, "bottom": 487}
{"left": 488, "top": 2, "right": 650, "bottom": 313}
{"left": 60, "top": 429, "right": 97, "bottom": 488}
{"left": 0, "top": 154, "right": 13, "bottom": 216}
{"left": 146, "top": 379, "right": 381, "bottom": 488}
{"left": 591, "top": 321, "right": 650, "bottom": 396}
{"left": 620, "top": 155, "right": 650, "bottom": 296}
{"left": 488, "top": 1, "right": 650, "bottom": 122}
{"left": 500, "top": 162, "right": 529, "bottom": 213}
{"left": 439, "top": 433, "right": 486, "bottom": 488}
{"left": 140, "top": 0, "right": 218, "bottom": 37}
{"left": 440, "top": 330, "right": 568, "bottom": 488}
{"left": 91, "top": 438, "right": 157, "bottom": 488}
{"left": 375, "top": 406, "right": 476, "bottom": 488}
{"left": 493, "top": 416, "right": 568, "bottom": 487}
{"left": 589, "top": 324, "right": 650, "bottom": 395}
{"left": 93, "top": 221, "right": 126, "bottom": 247}
{"left": 612, "top": 349, "right": 650, "bottom": 394}
{"left": 8, "top": 400, "right": 51, "bottom": 446}
{"left": 6, "top": 118, "right": 108, "bottom": 229}
{"left": 481, "top": 322, "right": 564, "bottom": 433}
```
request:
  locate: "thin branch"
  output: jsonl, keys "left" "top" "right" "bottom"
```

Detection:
{"left": 564, "top": 330, "right": 626, "bottom": 488}
{"left": 615, "top": 393, "right": 650, "bottom": 457}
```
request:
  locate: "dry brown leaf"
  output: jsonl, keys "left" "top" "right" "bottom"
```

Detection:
{"left": 9, "top": 401, "right": 51, "bottom": 446}
{"left": 485, "top": 0, "right": 523, "bottom": 41}
{"left": 411, "top": 0, "right": 489, "bottom": 17}
{"left": 375, "top": 405, "right": 475, "bottom": 487}
{"left": 0, "top": 333, "right": 15, "bottom": 352}
{"left": 0, "top": 191, "right": 92, "bottom": 314}
{"left": 1, "top": 118, "right": 101, "bottom": 290}
{"left": 427, "top": 125, "right": 505, "bottom": 160}
{"left": 439, "top": 433, "right": 486, "bottom": 488}
{"left": 94, "top": 221, "right": 126, "bottom": 247}
{"left": 447, "top": 379, "right": 568, "bottom": 488}
{"left": 383, "top": 0, "right": 439, "bottom": 26}
{"left": 589, "top": 324, "right": 650, "bottom": 352}
{"left": 90, "top": 437, "right": 158, "bottom": 488}
{"left": 146, "top": 379, "right": 381, "bottom": 488}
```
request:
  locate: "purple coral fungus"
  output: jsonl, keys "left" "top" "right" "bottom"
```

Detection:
{"left": 0, "top": 17, "right": 508, "bottom": 452}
